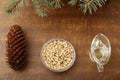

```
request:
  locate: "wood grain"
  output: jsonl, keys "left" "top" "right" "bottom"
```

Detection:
{"left": 0, "top": 0, "right": 120, "bottom": 80}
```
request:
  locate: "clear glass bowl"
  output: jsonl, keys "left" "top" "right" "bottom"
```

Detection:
{"left": 40, "top": 38, "right": 76, "bottom": 72}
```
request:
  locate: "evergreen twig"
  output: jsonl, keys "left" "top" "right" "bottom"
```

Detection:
{"left": 78, "top": 0, "right": 107, "bottom": 14}
{"left": 5, "top": 0, "right": 25, "bottom": 14}
{"left": 5, "top": 0, "right": 107, "bottom": 17}
{"left": 32, "top": 0, "right": 64, "bottom": 17}
{"left": 32, "top": 0, "right": 48, "bottom": 17}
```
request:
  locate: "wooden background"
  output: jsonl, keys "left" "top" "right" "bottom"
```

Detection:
{"left": 0, "top": 0, "right": 120, "bottom": 80}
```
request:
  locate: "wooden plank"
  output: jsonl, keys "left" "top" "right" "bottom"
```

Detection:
{"left": 0, "top": 0, "right": 120, "bottom": 80}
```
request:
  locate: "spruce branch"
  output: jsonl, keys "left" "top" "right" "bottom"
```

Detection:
{"left": 49, "top": 0, "right": 64, "bottom": 8}
{"left": 5, "top": 0, "right": 107, "bottom": 17}
{"left": 32, "top": 0, "right": 64, "bottom": 17}
{"left": 69, "top": 0, "right": 107, "bottom": 14}
{"left": 5, "top": 0, "right": 25, "bottom": 14}
{"left": 79, "top": 0, "right": 107, "bottom": 14}
{"left": 32, "top": 0, "right": 49, "bottom": 17}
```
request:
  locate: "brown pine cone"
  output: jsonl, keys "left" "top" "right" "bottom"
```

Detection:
{"left": 6, "top": 25, "right": 26, "bottom": 70}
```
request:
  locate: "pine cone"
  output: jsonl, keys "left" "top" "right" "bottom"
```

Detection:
{"left": 6, "top": 25, "right": 26, "bottom": 70}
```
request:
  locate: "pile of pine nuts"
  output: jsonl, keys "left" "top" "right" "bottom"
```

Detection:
{"left": 41, "top": 40, "right": 74, "bottom": 71}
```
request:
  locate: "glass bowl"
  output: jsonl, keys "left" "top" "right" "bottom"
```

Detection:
{"left": 40, "top": 38, "right": 76, "bottom": 72}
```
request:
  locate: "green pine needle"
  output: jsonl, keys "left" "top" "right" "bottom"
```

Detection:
{"left": 69, "top": 0, "right": 78, "bottom": 6}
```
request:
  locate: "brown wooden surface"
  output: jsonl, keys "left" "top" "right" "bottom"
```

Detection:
{"left": 0, "top": 0, "right": 120, "bottom": 80}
